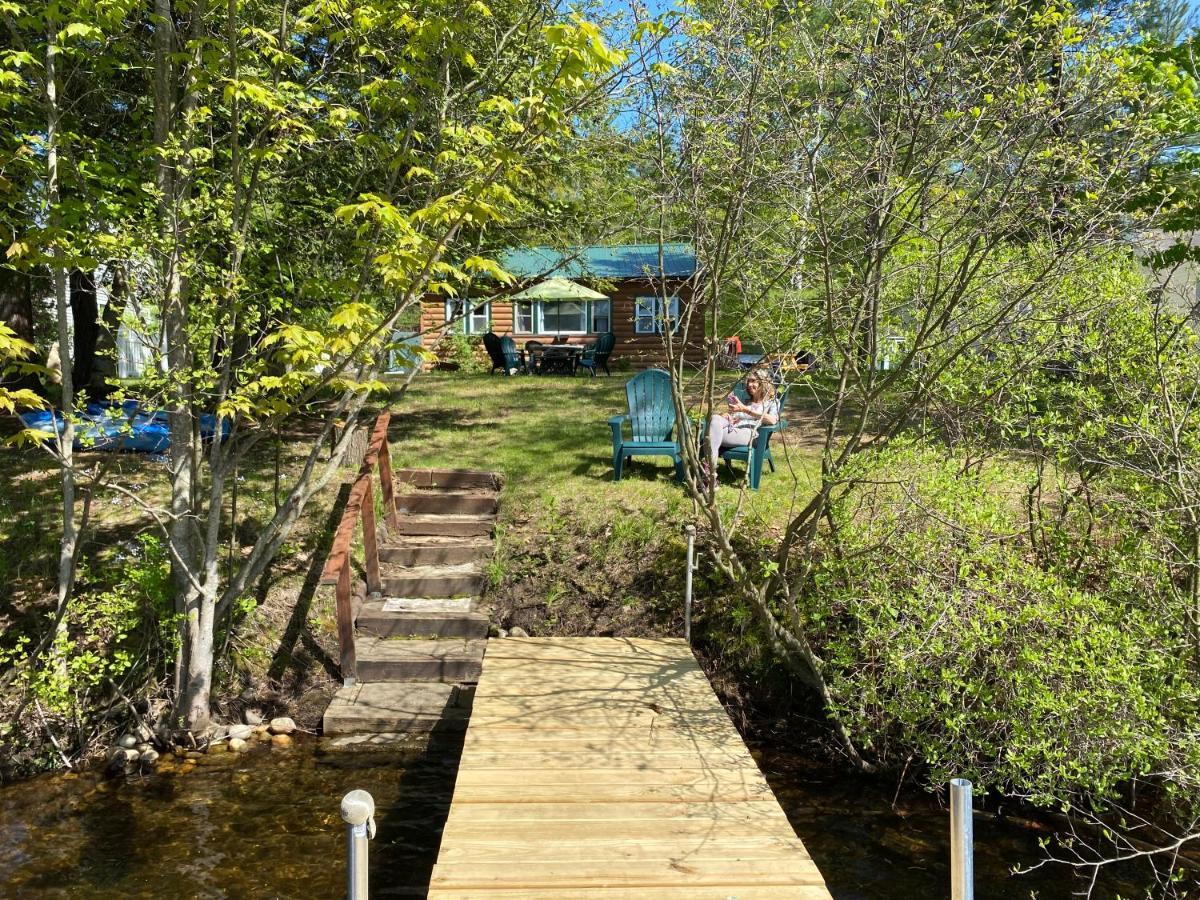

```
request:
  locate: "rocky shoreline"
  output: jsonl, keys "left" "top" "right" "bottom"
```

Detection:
{"left": 105, "top": 714, "right": 301, "bottom": 777}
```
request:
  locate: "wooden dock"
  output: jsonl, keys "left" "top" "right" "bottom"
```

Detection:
{"left": 427, "top": 637, "right": 832, "bottom": 899}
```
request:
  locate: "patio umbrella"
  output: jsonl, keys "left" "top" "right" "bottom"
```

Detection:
{"left": 509, "top": 277, "right": 607, "bottom": 300}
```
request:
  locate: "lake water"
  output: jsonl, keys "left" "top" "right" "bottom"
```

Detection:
{"left": 0, "top": 735, "right": 1181, "bottom": 898}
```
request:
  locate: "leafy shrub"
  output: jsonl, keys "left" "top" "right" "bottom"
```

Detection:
{"left": 433, "top": 330, "right": 487, "bottom": 373}
{"left": 0, "top": 534, "right": 176, "bottom": 768}
{"left": 806, "top": 444, "right": 1200, "bottom": 807}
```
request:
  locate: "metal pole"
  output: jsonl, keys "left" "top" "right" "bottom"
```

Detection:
{"left": 950, "top": 778, "right": 974, "bottom": 900}
{"left": 684, "top": 525, "right": 695, "bottom": 643}
{"left": 341, "top": 789, "right": 375, "bottom": 900}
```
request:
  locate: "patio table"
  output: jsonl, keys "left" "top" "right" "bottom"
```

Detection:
{"left": 534, "top": 345, "right": 583, "bottom": 376}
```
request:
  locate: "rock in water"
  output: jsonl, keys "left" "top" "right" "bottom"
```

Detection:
{"left": 106, "top": 747, "right": 138, "bottom": 775}
{"left": 227, "top": 724, "right": 253, "bottom": 741}
{"left": 271, "top": 733, "right": 293, "bottom": 748}
{"left": 268, "top": 717, "right": 296, "bottom": 735}
{"left": 229, "top": 738, "right": 248, "bottom": 752}
{"left": 116, "top": 734, "right": 138, "bottom": 749}
{"left": 140, "top": 748, "right": 160, "bottom": 767}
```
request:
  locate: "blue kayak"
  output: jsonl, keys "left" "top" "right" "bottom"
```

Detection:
{"left": 19, "top": 401, "right": 228, "bottom": 453}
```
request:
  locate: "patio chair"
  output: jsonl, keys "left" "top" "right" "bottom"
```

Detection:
{"left": 483, "top": 332, "right": 524, "bottom": 374}
{"left": 524, "top": 340, "right": 545, "bottom": 374}
{"left": 578, "top": 332, "right": 616, "bottom": 377}
{"left": 707, "top": 382, "right": 790, "bottom": 490}
{"left": 608, "top": 368, "right": 683, "bottom": 483}
{"left": 500, "top": 335, "right": 527, "bottom": 374}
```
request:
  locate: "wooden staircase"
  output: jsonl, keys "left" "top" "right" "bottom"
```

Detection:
{"left": 318, "top": 418, "right": 501, "bottom": 741}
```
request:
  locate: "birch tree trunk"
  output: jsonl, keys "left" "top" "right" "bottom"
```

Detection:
{"left": 45, "top": 13, "right": 77, "bottom": 657}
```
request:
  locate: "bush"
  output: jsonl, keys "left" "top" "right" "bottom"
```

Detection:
{"left": 433, "top": 330, "right": 488, "bottom": 373}
{"left": 804, "top": 444, "right": 1200, "bottom": 808}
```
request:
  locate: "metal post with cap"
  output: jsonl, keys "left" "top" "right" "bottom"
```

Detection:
{"left": 341, "top": 789, "right": 376, "bottom": 900}
{"left": 950, "top": 778, "right": 974, "bottom": 900}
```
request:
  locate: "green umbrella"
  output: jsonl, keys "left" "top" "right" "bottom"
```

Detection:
{"left": 509, "top": 277, "right": 607, "bottom": 300}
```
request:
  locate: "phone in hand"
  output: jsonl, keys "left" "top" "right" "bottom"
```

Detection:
{"left": 726, "top": 392, "right": 738, "bottom": 406}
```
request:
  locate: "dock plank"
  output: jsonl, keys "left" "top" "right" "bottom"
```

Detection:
{"left": 424, "top": 637, "right": 831, "bottom": 899}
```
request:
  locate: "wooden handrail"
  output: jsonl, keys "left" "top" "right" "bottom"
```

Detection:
{"left": 320, "top": 411, "right": 397, "bottom": 685}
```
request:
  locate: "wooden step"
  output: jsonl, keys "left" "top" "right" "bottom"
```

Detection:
{"left": 396, "top": 491, "right": 499, "bottom": 517}
{"left": 382, "top": 562, "right": 484, "bottom": 598}
{"left": 380, "top": 538, "right": 492, "bottom": 567}
{"left": 356, "top": 636, "right": 486, "bottom": 683}
{"left": 394, "top": 514, "right": 495, "bottom": 538}
{"left": 323, "top": 681, "right": 475, "bottom": 735}
{"left": 357, "top": 598, "right": 490, "bottom": 639}
{"left": 395, "top": 468, "right": 501, "bottom": 490}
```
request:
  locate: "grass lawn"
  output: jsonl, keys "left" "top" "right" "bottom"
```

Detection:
{"left": 387, "top": 371, "right": 828, "bottom": 522}
{"left": 386, "top": 372, "right": 828, "bottom": 637}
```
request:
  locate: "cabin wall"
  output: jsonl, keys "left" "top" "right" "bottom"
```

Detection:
{"left": 418, "top": 279, "right": 705, "bottom": 369}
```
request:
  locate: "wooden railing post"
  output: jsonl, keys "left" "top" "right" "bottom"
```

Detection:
{"left": 336, "top": 561, "right": 357, "bottom": 686}
{"left": 375, "top": 420, "right": 398, "bottom": 531}
{"left": 322, "top": 412, "right": 396, "bottom": 686}
{"left": 361, "top": 473, "right": 382, "bottom": 597}
{"left": 367, "top": 415, "right": 396, "bottom": 535}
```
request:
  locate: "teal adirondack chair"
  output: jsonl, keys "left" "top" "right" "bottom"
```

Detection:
{"left": 608, "top": 369, "right": 683, "bottom": 482}
{"left": 711, "top": 383, "right": 790, "bottom": 490}
{"left": 578, "top": 332, "right": 616, "bottom": 376}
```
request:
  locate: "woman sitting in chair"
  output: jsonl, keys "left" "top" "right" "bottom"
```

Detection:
{"left": 703, "top": 368, "right": 778, "bottom": 487}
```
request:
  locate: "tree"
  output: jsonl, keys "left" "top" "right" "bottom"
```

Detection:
{"left": 643, "top": 0, "right": 1195, "bottom": 809}
{"left": 2, "top": 0, "right": 630, "bottom": 736}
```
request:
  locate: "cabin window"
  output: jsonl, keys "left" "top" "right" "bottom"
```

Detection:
{"left": 634, "top": 297, "right": 656, "bottom": 334}
{"left": 591, "top": 299, "right": 611, "bottom": 334}
{"left": 541, "top": 300, "right": 588, "bottom": 335}
{"left": 445, "top": 298, "right": 489, "bottom": 334}
{"left": 634, "top": 296, "right": 680, "bottom": 334}
{"left": 514, "top": 301, "right": 535, "bottom": 334}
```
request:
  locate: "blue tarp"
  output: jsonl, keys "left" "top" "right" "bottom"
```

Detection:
{"left": 19, "top": 400, "right": 228, "bottom": 453}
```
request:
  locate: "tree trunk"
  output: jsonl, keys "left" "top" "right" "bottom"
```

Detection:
{"left": 90, "top": 263, "right": 127, "bottom": 397}
{"left": 69, "top": 269, "right": 98, "bottom": 392}
{"left": 46, "top": 13, "right": 77, "bottom": 661}
{"left": 0, "top": 262, "right": 40, "bottom": 396}
{"left": 155, "top": 0, "right": 216, "bottom": 734}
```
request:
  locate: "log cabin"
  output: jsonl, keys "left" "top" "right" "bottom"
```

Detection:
{"left": 418, "top": 243, "right": 702, "bottom": 369}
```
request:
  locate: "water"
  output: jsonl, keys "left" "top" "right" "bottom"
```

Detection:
{"left": 0, "top": 735, "right": 1188, "bottom": 898}
{"left": 0, "top": 736, "right": 459, "bottom": 898}
{"left": 757, "top": 748, "right": 1182, "bottom": 899}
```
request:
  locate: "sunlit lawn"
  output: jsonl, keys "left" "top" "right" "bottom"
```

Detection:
{"left": 386, "top": 372, "right": 828, "bottom": 532}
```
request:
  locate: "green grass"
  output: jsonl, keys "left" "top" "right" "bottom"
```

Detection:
{"left": 386, "top": 372, "right": 826, "bottom": 530}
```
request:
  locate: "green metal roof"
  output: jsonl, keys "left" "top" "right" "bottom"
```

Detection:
{"left": 499, "top": 244, "right": 695, "bottom": 280}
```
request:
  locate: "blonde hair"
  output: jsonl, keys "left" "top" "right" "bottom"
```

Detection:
{"left": 746, "top": 368, "right": 776, "bottom": 402}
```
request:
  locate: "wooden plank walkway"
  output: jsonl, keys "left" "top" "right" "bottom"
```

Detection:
{"left": 427, "top": 637, "right": 833, "bottom": 900}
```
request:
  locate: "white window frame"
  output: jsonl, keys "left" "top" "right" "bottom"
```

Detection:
{"left": 591, "top": 298, "right": 611, "bottom": 334}
{"left": 634, "top": 296, "right": 680, "bottom": 334}
{"left": 538, "top": 299, "right": 589, "bottom": 336}
{"left": 445, "top": 298, "right": 489, "bottom": 334}
{"left": 513, "top": 301, "right": 535, "bottom": 334}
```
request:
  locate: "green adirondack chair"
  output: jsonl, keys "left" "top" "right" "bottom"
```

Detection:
{"left": 608, "top": 368, "right": 683, "bottom": 482}
{"left": 484, "top": 332, "right": 525, "bottom": 374}
{"left": 578, "top": 332, "right": 616, "bottom": 376}
{"left": 711, "top": 383, "right": 790, "bottom": 490}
